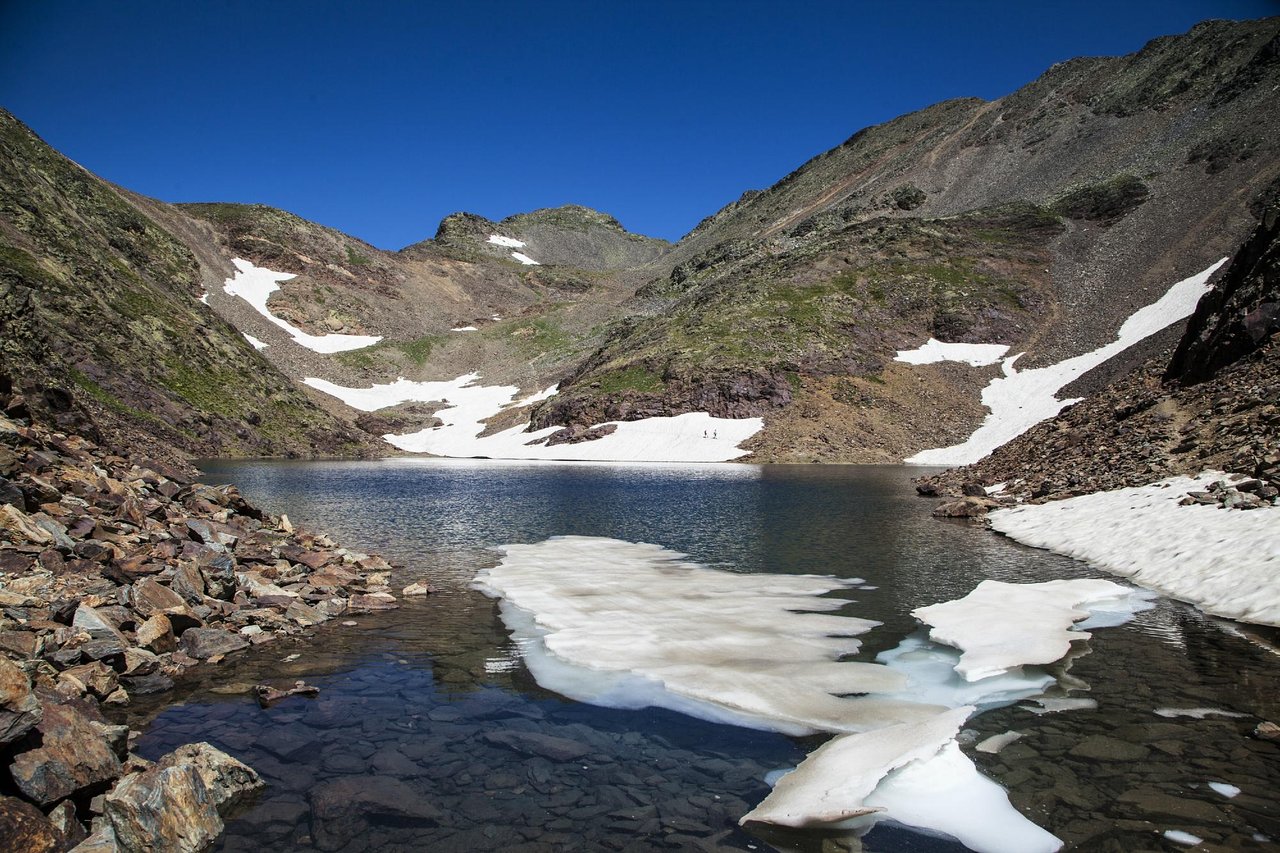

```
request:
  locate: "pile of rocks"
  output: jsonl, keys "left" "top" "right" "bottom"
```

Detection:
{"left": 0, "top": 407, "right": 403, "bottom": 850}
{"left": 1178, "top": 476, "right": 1277, "bottom": 509}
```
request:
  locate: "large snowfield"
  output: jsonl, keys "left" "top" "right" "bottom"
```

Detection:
{"left": 476, "top": 536, "right": 1158, "bottom": 851}
{"left": 224, "top": 259, "right": 383, "bottom": 353}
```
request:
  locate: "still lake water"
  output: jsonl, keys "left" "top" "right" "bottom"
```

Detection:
{"left": 120, "top": 460, "right": 1280, "bottom": 852}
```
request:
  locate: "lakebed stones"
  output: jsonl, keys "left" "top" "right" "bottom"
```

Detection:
{"left": 309, "top": 776, "right": 442, "bottom": 851}
{"left": 0, "top": 407, "right": 403, "bottom": 851}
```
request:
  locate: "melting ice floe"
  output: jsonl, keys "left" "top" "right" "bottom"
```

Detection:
{"left": 912, "top": 579, "right": 1150, "bottom": 681}
{"left": 223, "top": 259, "right": 382, "bottom": 353}
{"left": 989, "top": 472, "right": 1280, "bottom": 626}
{"left": 904, "top": 259, "right": 1228, "bottom": 465}
{"left": 303, "top": 373, "right": 762, "bottom": 462}
{"left": 479, "top": 536, "right": 1152, "bottom": 850}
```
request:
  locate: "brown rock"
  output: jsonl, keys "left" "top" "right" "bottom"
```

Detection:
{"left": 0, "top": 655, "right": 41, "bottom": 744}
{"left": 178, "top": 628, "right": 248, "bottom": 660}
{"left": 48, "top": 799, "right": 87, "bottom": 847}
{"left": 105, "top": 762, "right": 222, "bottom": 853}
{"left": 61, "top": 661, "right": 119, "bottom": 699}
{"left": 0, "top": 795, "right": 63, "bottom": 853}
{"left": 10, "top": 698, "right": 122, "bottom": 805}
{"left": 0, "top": 629, "right": 37, "bottom": 658}
{"left": 932, "top": 497, "right": 998, "bottom": 518}
{"left": 129, "top": 578, "right": 187, "bottom": 618}
{"left": 135, "top": 614, "right": 176, "bottom": 654}
{"left": 152, "top": 742, "right": 265, "bottom": 814}
{"left": 348, "top": 592, "right": 398, "bottom": 612}
{"left": 170, "top": 563, "right": 205, "bottom": 605}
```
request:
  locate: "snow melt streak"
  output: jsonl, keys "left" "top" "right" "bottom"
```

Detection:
{"left": 906, "top": 259, "right": 1227, "bottom": 465}
{"left": 223, "top": 259, "right": 382, "bottom": 353}
{"left": 989, "top": 472, "right": 1280, "bottom": 626}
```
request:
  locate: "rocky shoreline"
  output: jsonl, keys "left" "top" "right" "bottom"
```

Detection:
{"left": 0, "top": 388, "right": 409, "bottom": 851}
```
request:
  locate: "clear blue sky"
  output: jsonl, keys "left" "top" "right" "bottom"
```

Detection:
{"left": 2, "top": 1, "right": 1275, "bottom": 248}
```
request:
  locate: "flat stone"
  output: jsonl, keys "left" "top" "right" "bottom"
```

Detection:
{"left": 348, "top": 592, "right": 398, "bottom": 612}
{"left": 1069, "top": 735, "right": 1150, "bottom": 762}
{"left": 178, "top": 628, "right": 248, "bottom": 660}
{"left": 309, "top": 775, "right": 440, "bottom": 850}
{"left": 1116, "top": 787, "right": 1229, "bottom": 824}
{"left": 483, "top": 730, "right": 593, "bottom": 762}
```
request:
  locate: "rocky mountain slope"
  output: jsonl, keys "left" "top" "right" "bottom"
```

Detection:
{"left": 919, "top": 199, "right": 1280, "bottom": 503}
{"left": 524, "top": 17, "right": 1280, "bottom": 461}
{"left": 3, "top": 18, "right": 1278, "bottom": 469}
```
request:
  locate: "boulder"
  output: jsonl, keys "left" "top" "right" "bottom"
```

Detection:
{"left": 169, "top": 563, "right": 205, "bottom": 605}
{"left": 10, "top": 698, "right": 122, "bottom": 805}
{"left": 0, "top": 655, "right": 41, "bottom": 744}
{"left": 0, "top": 795, "right": 63, "bottom": 853}
{"left": 72, "top": 605, "right": 128, "bottom": 644}
{"left": 48, "top": 799, "right": 87, "bottom": 847}
{"left": 178, "top": 628, "right": 248, "bottom": 660}
{"left": 932, "top": 497, "right": 999, "bottom": 518}
{"left": 135, "top": 614, "right": 176, "bottom": 653}
{"left": 129, "top": 578, "right": 188, "bottom": 618}
{"left": 348, "top": 592, "right": 398, "bottom": 612}
{"left": 105, "top": 762, "right": 222, "bottom": 853}
{"left": 152, "top": 742, "right": 264, "bottom": 814}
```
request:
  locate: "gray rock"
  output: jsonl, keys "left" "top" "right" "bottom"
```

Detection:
{"left": 483, "top": 730, "right": 593, "bottom": 762}
{"left": 178, "top": 628, "right": 248, "bottom": 660}
{"left": 72, "top": 605, "right": 128, "bottom": 644}
{"left": 309, "top": 776, "right": 440, "bottom": 851}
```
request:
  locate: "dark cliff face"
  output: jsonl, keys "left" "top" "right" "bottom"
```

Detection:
{"left": 1166, "top": 203, "right": 1280, "bottom": 385}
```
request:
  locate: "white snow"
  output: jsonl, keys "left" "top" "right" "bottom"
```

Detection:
{"left": 906, "top": 259, "right": 1228, "bottom": 465}
{"left": 303, "top": 372, "right": 763, "bottom": 463}
{"left": 223, "top": 258, "right": 382, "bottom": 353}
{"left": 988, "top": 472, "right": 1280, "bottom": 626}
{"left": 1208, "top": 782, "right": 1241, "bottom": 798}
{"left": 1163, "top": 830, "right": 1203, "bottom": 846}
{"left": 450, "top": 326, "right": 478, "bottom": 332}
{"left": 511, "top": 251, "right": 540, "bottom": 266}
{"left": 199, "top": 292, "right": 210, "bottom": 305}
{"left": 487, "top": 234, "right": 526, "bottom": 248}
{"left": 242, "top": 333, "right": 268, "bottom": 351}
{"left": 864, "top": 741, "right": 1063, "bottom": 853}
{"left": 912, "top": 579, "right": 1140, "bottom": 681}
{"left": 475, "top": 537, "right": 936, "bottom": 736}
{"left": 894, "top": 339, "right": 1010, "bottom": 367}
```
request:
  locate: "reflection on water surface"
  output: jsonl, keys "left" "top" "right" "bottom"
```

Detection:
{"left": 117, "top": 460, "right": 1279, "bottom": 852}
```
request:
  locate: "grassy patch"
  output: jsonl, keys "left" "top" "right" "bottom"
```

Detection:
{"left": 593, "top": 365, "right": 665, "bottom": 395}
{"left": 346, "top": 246, "right": 371, "bottom": 267}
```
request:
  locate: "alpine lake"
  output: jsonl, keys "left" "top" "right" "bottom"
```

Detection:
{"left": 113, "top": 459, "right": 1280, "bottom": 852}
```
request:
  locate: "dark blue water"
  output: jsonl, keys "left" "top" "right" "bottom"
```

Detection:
{"left": 120, "top": 459, "right": 1280, "bottom": 852}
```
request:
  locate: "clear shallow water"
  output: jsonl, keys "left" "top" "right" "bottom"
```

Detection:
{"left": 120, "top": 460, "right": 1280, "bottom": 852}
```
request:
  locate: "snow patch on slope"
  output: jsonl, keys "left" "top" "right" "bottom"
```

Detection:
{"left": 989, "top": 472, "right": 1280, "bottom": 626}
{"left": 511, "top": 251, "right": 540, "bottom": 266}
{"left": 906, "top": 259, "right": 1227, "bottom": 466}
{"left": 487, "top": 234, "right": 525, "bottom": 248}
{"left": 895, "top": 339, "right": 1010, "bottom": 367}
{"left": 242, "top": 333, "right": 268, "bottom": 351}
{"left": 223, "top": 259, "right": 382, "bottom": 353}
{"left": 304, "top": 373, "right": 762, "bottom": 462}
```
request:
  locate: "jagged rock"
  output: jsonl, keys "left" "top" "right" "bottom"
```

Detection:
{"left": 178, "top": 628, "right": 248, "bottom": 660}
{"left": 119, "top": 673, "right": 173, "bottom": 695}
{"left": 152, "top": 742, "right": 264, "bottom": 814}
{"left": 10, "top": 697, "right": 123, "bottom": 806}
{"left": 401, "top": 582, "right": 433, "bottom": 596}
{"left": 135, "top": 614, "right": 176, "bottom": 653}
{"left": 0, "top": 655, "right": 41, "bottom": 743}
{"left": 105, "top": 762, "right": 222, "bottom": 853}
{"left": 61, "top": 661, "right": 119, "bottom": 699}
{"left": 48, "top": 799, "right": 87, "bottom": 848}
{"left": 0, "top": 795, "right": 63, "bottom": 853}
{"left": 69, "top": 822, "right": 119, "bottom": 852}
{"left": 309, "top": 776, "right": 441, "bottom": 851}
{"left": 932, "top": 497, "right": 998, "bottom": 518}
{"left": 129, "top": 578, "right": 189, "bottom": 618}
{"left": 72, "top": 605, "right": 128, "bottom": 644}
{"left": 170, "top": 563, "right": 205, "bottom": 604}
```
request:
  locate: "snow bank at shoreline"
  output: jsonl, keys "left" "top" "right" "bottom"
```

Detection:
{"left": 904, "top": 259, "right": 1228, "bottom": 466}
{"left": 989, "top": 473, "right": 1280, "bottom": 626}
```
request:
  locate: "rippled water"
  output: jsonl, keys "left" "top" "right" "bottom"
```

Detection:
{"left": 118, "top": 459, "right": 1280, "bottom": 852}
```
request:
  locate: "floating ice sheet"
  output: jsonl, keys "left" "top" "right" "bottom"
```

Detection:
{"left": 305, "top": 372, "right": 762, "bottom": 462}
{"left": 476, "top": 536, "right": 938, "bottom": 735}
{"left": 906, "top": 259, "right": 1227, "bottom": 465}
{"left": 223, "top": 258, "right": 382, "bottom": 353}
{"left": 989, "top": 472, "right": 1280, "bottom": 626}
{"left": 912, "top": 579, "right": 1139, "bottom": 680}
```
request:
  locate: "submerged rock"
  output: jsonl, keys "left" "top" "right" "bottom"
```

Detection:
{"left": 309, "top": 776, "right": 441, "bottom": 850}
